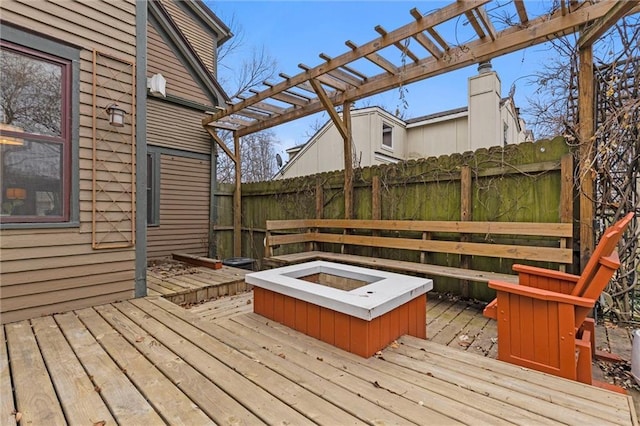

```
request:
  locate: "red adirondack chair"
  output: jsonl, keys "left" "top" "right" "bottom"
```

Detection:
{"left": 483, "top": 212, "right": 634, "bottom": 392}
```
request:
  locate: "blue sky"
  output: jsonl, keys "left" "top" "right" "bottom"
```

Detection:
{"left": 205, "top": 1, "right": 561, "bottom": 154}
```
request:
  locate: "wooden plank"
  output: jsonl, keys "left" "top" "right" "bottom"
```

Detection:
{"left": 76, "top": 309, "right": 211, "bottom": 424}
{"left": 88, "top": 303, "right": 255, "bottom": 424}
{"left": 234, "top": 312, "right": 507, "bottom": 425}
{"left": 269, "top": 251, "right": 520, "bottom": 284}
{"left": 212, "top": 316, "right": 412, "bottom": 424}
{"left": 578, "top": 45, "right": 595, "bottom": 269}
{"left": 513, "top": 0, "right": 528, "bottom": 24}
{"left": 53, "top": 311, "right": 165, "bottom": 425}
{"left": 127, "top": 298, "right": 321, "bottom": 424}
{"left": 399, "top": 335, "right": 631, "bottom": 415}
{"left": 267, "top": 219, "right": 574, "bottom": 237}
{"left": 4, "top": 321, "right": 66, "bottom": 425}
{"left": 30, "top": 316, "right": 115, "bottom": 425}
{"left": 310, "top": 233, "right": 573, "bottom": 263}
{"left": 383, "top": 341, "right": 622, "bottom": 425}
{"left": 0, "top": 327, "right": 17, "bottom": 426}
{"left": 460, "top": 165, "right": 472, "bottom": 297}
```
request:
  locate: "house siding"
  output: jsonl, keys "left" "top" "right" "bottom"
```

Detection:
{"left": 0, "top": 0, "right": 137, "bottom": 323}
{"left": 147, "top": 99, "right": 212, "bottom": 154}
{"left": 147, "top": 153, "right": 211, "bottom": 259}
{"left": 159, "top": 0, "right": 217, "bottom": 75}
{"left": 147, "top": 21, "right": 212, "bottom": 106}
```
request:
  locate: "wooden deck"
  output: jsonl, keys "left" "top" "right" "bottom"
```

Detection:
{"left": 2, "top": 290, "right": 637, "bottom": 425}
{"left": 146, "top": 259, "right": 251, "bottom": 304}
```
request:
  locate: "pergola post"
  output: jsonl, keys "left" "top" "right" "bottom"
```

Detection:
{"left": 343, "top": 101, "right": 353, "bottom": 219}
{"left": 233, "top": 132, "right": 242, "bottom": 257}
{"left": 577, "top": 45, "right": 595, "bottom": 270}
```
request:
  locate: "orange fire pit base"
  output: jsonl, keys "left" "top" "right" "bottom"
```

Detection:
{"left": 254, "top": 287, "right": 426, "bottom": 357}
{"left": 247, "top": 261, "right": 432, "bottom": 358}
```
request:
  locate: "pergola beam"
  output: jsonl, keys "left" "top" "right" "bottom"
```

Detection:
{"left": 412, "top": 32, "right": 443, "bottom": 59}
{"left": 309, "top": 78, "right": 348, "bottom": 140}
{"left": 375, "top": 25, "right": 420, "bottom": 63}
{"left": 206, "top": 127, "right": 237, "bottom": 164}
{"left": 475, "top": 6, "right": 497, "bottom": 41}
{"left": 514, "top": 0, "right": 529, "bottom": 24}
{"left": 230, "top": 0, "right": 618, "bottom": 137}
{"left": 578, "top": 1, "right": 637, "bottom": 49}
{"left": 203, "top": 0, "right": 490, "bottom": 126}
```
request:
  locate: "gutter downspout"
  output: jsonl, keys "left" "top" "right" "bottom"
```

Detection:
{"left": 135, "top": 0, "right": 148, "bottom": 297}
{"left": 209, "top": 143, "right": 218, "bottom": 258}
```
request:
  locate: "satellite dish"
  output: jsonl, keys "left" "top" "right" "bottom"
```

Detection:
{"left": 276, "top": 153, "right": 283, "bottom": 168}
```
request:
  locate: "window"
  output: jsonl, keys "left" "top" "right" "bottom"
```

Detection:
{"left": 382, "top": 123, "right": 393, "bottom": 149}
{"left": 1, "top": 37, "right": 73, "bottom": 223}
{"left": 147, "top": 151, "right": 160, "bottom": 226}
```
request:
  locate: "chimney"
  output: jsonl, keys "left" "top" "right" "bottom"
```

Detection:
{"left": 468, "top": 60, "right": 501, "bottom": 151}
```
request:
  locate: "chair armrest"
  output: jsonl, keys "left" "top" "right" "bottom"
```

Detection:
{"left": 488, "top": 280, "right": 595, "bottom": 308}
{"left": 512, "top": 264, "right": 580, "bottom": 283}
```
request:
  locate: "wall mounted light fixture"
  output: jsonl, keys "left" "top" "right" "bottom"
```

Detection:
{"left": 106, "top": 104, "right": 126, "bottom": 127}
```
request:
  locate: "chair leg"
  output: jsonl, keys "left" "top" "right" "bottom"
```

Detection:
{"left": 576, "top": 330, "right": 593, "bottom": 385}
{"left": 580, "top": 319, "right": 628, "bottom": 394}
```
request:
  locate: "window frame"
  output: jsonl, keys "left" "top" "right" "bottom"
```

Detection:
{"left": 0, "top": 25, "right": 80, "bottom": 229}
{"left": 146, "top": 150, "right": 161, "bottom": 227}
{"left": 382, "top": 122, "right": 393, "bottom": 150}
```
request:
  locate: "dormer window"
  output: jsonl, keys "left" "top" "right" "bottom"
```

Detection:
{"left": 382, "top": 123, "right": 393, "bottom": 149}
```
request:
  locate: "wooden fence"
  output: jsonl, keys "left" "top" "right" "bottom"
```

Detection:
{"left": 212, "top": 137, "right": 575, "bottom": 299}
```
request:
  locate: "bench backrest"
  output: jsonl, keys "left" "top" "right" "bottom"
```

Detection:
{"left": 266, "top": 219, "right": 574, "bottom": 265}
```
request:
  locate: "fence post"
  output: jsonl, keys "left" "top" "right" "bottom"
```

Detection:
{"left": 460, "top": 165, "right": 472, "bottom": 298}
{"left": 560, "top": 154, "right": 574, "bottom": 273}
{"left": 372, "top": 176, "right": 381, "bottom": 258}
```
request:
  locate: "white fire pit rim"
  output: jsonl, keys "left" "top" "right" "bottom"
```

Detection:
{"left": 246, "top": 260, "right": 433, "bottom": 321}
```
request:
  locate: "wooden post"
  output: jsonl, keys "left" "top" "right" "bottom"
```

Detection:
{"left": 372, "top": 175, "right": 381, "bottom": 258}
{"left": 372, "top": 175, "right": 381, "bottom": 220}
{"left": 315, "top": 178, "right": 324, "bottom": 219}
{"left": 234, "top": 133, "right": 242, "bottom": 257}
{"left": 459, "top": 165, "right": 472, "bottom": 298}
{"left": 560, "top": 154, "right": 574, "bottom": 273}
{"left": 578, "top": 45, "right": 595, "bottom": 271}
{"left": 343, "top": 101, "right": 354, "bottom": 220}
{"left": 313, "top": 178, "right": 324, "bottom": 252}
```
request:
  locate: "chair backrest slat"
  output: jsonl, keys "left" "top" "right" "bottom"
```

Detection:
{"left": 571, "top": 212, "right": 633, "bottom": 297}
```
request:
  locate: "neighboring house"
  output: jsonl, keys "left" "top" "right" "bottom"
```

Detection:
{"left": 277, "top": 62, "right": 533, "bottom": 179}
{"left": 145, "top": 0, "right": 230, "bottom": 260}
{"left": 0, "top": 0, "right": 142, "bottom": 323}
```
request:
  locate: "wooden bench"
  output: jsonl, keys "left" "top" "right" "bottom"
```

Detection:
{"left": 264, "top": 219, "right": 574, "bottom": 294}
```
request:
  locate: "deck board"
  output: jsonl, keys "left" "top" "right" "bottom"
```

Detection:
{"left": 0, "top": 327, "right": 17, "bottom": 426}
{"left": 137, "top": 297, "right": 361, "bottom": 425}
{"left": 104, "top": 300, "right": 268, "bottom": 425}
{"left": 147, "top": 263, "right": 250, "bottom": 305}
{"left": 5, "top": 321, "right": 66, "bottom": 425}
{"left": 232, "top": 312, "right": 498, "bottom": 425}
{"left": 31, "top": 316, "right": 115, "bottom": 425}
{"left": 54, "top": 311, "right": 166, "bottom": 425}
{"left": 1, "top": 291, "right": 637, "bottom": 425}
{"left": 77, "top": 306, "right": 216, "bottom": 425}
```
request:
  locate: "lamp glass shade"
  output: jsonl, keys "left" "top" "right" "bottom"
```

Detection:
{"left": 107, "top": 104, "right": 126, "bottom": 127}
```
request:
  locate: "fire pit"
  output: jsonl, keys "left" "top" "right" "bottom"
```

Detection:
{"left": 246, "top": 261, "right": 432, "bottom": 357}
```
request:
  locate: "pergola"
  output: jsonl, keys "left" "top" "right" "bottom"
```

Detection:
{"left": 202, "top": 0, "right": 638, "bottom": 265}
